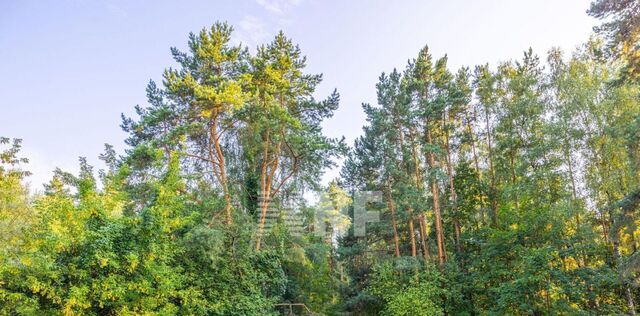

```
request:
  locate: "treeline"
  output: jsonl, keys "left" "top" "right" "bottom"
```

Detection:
{"left": 0, "top": 23, "right": 347, "bottom": 315}
{"left": 340, "top": 40, "right": 639, "bottom": 316}
{"left": 338, "top": 1, "right": 640, "bottom": 314}
{"left": 0, "top": 0, "right": 639, "bottom": 315}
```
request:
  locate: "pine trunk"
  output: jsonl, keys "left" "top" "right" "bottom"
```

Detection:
{"left": 386, "top": 184, "right": 401, "bottom": 257}
{"left": 426, "top": 126, "right": 446, "bottom": 265}
{"left": 444, "top": 117, "right": 461, "bottom": 253}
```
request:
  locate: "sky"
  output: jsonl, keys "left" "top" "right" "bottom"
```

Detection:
{"left": 0, "top": 0, "right": 597, "bottom": 190}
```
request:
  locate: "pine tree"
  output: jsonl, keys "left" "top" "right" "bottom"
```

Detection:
{"left": 250, "top": 31, "right": 342, "bottom": 250}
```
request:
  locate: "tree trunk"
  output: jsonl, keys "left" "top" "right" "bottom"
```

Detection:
{"left": 256, "top": 128, "right": 272, "bottom": 251}
{"left": 483, "top": 103, "right": 498, "bottom": 226}
{"left": 509, "top": 151, "right": 519, "bottom": 209}
{"left": 210, "top": 111, "right": 233, "bottom": 225}
{"left": 409, "top": 128, "right": 428, "bottom": 262}
{"left": 444, "top": 117, "right": 462, "bottom": 253}
{"left": 418, "top": 213, "right": 430, "bottom": 262}
{"left": 467, "top": 105, "right": 481, "bottom": 176}
{"left": 386, "top": 184, "right": 401, "bottom": 257}
{"left": 466, "top": 106, "right": 484, "bottom": 224}
{"left": 426, "top": 126, "right": 446, "bottom": 265}
{"left": 408, "top": 212, "right": 417, "bottom": 257}
{"left": 614, "top": 235, "right": 637, "bottom": 315}
{"left": 565, "top": 144, "right": 580, "bottom": 228}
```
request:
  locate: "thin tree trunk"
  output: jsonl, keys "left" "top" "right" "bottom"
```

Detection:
{"left": 444, "top": 115, "right": 462, "bottom": 253}
{"left": 483, "top": 103, "right": 498, "bottom": 226}
{"left": 426, "top": 126, "right": 446, "bottom": 265}
{"left": 464, "top": 107, "right": 485, "bottom": 224}
{"left": 606, "top": 186, "right": 637, "bottom": 315}
{"left": 627, "top": 287, "right": 637, "bottom": 315}
{"left": 467, "top": 105, "right": 481, "bottom": 176}
{"left": 409, "top": 128, "right": 429, "bottom": 263}
{"left": 386, "top": 183, "right": 401, "bottom": 258}
{"left": 256, "top": 128, "right": 272, "bottom": 251}
{"left": 509, "top": 151, "right": 519, "bottom": 209}
{"left": 212, "top": 113, "right": 233, "bottom": 225}
{"left": 397, "top": 127, "right": 418, "bottom": 258}
{"left": 205, "top": 111, "right": 234, "bottom": 226}
{"left": 418, "top": 213, "right": 430, "bottom": 262}
{"left": 565, "top": 145, "right": 580, "bottom": 228}
{"left": 614, "top": 236, "right": 637, "bottom": 315}
{"left": 408, "top": 211, "right": 417, "bottom": 257}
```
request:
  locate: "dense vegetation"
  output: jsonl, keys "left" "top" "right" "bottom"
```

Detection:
{"left": 1, "top": 1, "right": 639, "bottom": 314}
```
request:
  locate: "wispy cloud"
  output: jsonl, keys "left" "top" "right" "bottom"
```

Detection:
{"left": 234, "top": 15, "right": 270, "bottom": 48}
{"left": 256, "top": 0, "right": 302, "bottom": 15}
{"left": 234, "top": 0, "right": 304, "bottom": 48}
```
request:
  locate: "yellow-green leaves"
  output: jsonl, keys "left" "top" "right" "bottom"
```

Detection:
{"left": 165, "top": 21, "right": 250, "bottom": 121}
{"left": 193, "top": 22, "right": 239, "bottom": 66}
{"left": 195, "top": 80, "right": 246, "bottom": 116}
{"left": 63, "top": 286, "right": 91, "bottom": 315}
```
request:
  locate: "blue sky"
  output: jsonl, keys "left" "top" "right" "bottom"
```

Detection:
{"left": 0, "top": 0, "right": 596, "bottom": 189}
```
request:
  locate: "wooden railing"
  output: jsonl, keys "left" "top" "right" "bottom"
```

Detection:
{"left": 274, "top": 303, "right": 319, "bottom": 315}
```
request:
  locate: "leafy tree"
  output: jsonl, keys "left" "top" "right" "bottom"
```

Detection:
{"left": 248, "top": 31, "right": 343, "bottom": 250}
{"left": 588, "top": 0, "right": 640, "bottom": 80}
{"left": 0, "top": 138, "right": 32, "bottom": 254}
{"left": 4, "top": 4, "right": 640, "bottom": 314}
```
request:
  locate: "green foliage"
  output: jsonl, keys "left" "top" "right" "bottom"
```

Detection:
{"left": 367, "top": 261, "right": 443, "bottom": 316}
{"left": 0, "top": 154, "right": 289, "bottom": 315}
{"left": 588, "top": 0, "right": 640, "bottom": 80}
{"left": 0, "top": 138, "right": 32, "bottom": 252}
{"left": 4, "top": 4, "right": 640, "bottom": 314}
{"left": 339, "top": 13, "right": 640, "bottom": 314}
